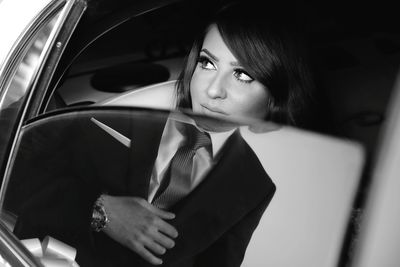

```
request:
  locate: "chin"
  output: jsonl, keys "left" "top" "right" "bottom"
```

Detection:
{"left": 193, "top": 117, "right": 238, "bottom": 133}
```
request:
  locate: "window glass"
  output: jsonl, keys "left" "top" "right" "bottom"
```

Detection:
{"left": 0, "top": 12, "right": 60, "bottom": 173}
{"left": 1, "top": 107, "right": 364, "bottom": 266}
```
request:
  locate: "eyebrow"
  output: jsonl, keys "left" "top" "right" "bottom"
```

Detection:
{"left": 200, "top": 48, "right": 241, "bottom": 67}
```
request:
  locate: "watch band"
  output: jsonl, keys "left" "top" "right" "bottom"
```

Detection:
{"left": 91, "top": 194, "right": 109, "bottom": 232}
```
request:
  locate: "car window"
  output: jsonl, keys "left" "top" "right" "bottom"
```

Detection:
{"left": 49, "top": 1, "right": 195, "bottom": 110}
{"left": 0, "top": 11, "right": 60, "bottom": 178}
{"left": 0, "top": 106, "right": 364, "bottom": 266}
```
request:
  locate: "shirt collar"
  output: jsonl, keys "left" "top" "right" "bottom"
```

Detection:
{"left": 168, "top": 112, "right": 235, "bottom": 158}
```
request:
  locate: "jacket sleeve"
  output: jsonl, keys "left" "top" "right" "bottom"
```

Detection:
{"left": 9, "top": 120, "right": 101, "bottom": 265}
{"left": 194, "top": 188, "right": 275, "bottom": 267}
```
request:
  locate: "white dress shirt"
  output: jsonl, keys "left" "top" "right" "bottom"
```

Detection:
{"left": 148, "top": 114, "right": 234, "bottom": 203}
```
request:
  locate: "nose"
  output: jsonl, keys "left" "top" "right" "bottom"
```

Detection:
{"left": 206, "top": 73, "right": 227, "bottom": 99}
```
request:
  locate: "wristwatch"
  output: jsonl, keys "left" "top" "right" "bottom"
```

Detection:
{"left": 91, "top": 194, "right": 109, "bottom": 232}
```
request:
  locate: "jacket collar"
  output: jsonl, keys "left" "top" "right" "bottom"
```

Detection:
{"left": 164, "top": 130, "right": 275, "bottom": 262}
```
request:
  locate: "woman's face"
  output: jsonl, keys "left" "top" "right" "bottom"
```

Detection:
{"left": 190, "top": 24, "right": 269, "bottom": 131}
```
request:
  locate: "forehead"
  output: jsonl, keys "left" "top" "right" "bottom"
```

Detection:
{"left": 202, "top": 24, "right": 237, "bottom": 63}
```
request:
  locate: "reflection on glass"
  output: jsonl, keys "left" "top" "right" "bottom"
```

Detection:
{"left": 0, "top": 11, "right": 60, "bottom": 173}
{"left": 3, "top": 108, "right": 365, "bottom": 266}
{"left": 2, "top": 108, "right": 276, "bottom": 266}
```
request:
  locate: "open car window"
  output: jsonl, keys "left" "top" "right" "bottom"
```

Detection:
{"left": 0, "top": 106, "right": 364, "bottom": 266}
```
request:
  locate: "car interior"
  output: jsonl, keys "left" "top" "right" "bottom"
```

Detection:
{"left": 49, "top": 0, "right": 400, "bottom": 156}
{"left": 2, "top": 0, "right": 400, "bottom": 266}
{"left": 38, "top": 1, "right": 400, "bottom": 265}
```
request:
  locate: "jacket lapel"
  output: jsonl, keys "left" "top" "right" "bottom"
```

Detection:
{"left": 164, "top": 130, "right": 275, "bottom": 262}
{"left": 82, "top": 112, "right": 167, "bottom": 197}
{"left": 83, "top": 115, "right": 131, "bottom": 193}
{"left": 126, "top": 112, "right": 168, "bottom": 198}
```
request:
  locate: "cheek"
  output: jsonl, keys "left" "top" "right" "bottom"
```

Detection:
{"left": 235, "top": 87, "right": 269, "bottom": 119}
{"left": 251, "top": 94, "right": 269, "bottom": 118}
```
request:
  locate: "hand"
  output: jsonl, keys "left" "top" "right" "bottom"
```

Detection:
{"left": 101, "top": 195, "right": 178, "bottom": 265}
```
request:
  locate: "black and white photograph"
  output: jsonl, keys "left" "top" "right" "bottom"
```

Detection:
{"left": 0, "top": 0, "right": 399, "bottom": 266}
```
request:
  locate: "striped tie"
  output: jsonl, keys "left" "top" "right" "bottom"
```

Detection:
{"left": 153, "top": 124, "right": 212, "bottom": 209}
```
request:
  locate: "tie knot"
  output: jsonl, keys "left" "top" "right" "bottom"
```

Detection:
{"left": 181, "top": 123, "right": 212, "bottom": 152}
{"left": 191, "top": 128, "right": 211, "bottom": 151}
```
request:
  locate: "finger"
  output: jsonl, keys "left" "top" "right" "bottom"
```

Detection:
{"left": 151, "top": 231, "right": 175, "bottom": 249}
{"left": 148, "top": 205, "right": 175, "bottom": 220}
{"left": 134, "top": 244, "right": 163, "bottom": 265}
{"left": 143, "top": 238, "right": 168, "bottom": 255}
{"left": 156, "top": 220, "right": 178, "bottom": 238}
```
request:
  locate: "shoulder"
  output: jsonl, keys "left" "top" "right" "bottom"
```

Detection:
{"left": 224, "top": 130, "right": 276, "bottom": 192}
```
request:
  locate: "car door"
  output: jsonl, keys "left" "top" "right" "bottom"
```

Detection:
{"left": 0, "top": 0, "right": 86, "bottom": 185}
{"left": 0, "top": 0, "right": 86, "bottom": 265}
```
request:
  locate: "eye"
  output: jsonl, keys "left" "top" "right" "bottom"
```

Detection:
{"left": 233, "top": 69, "right": 254, "bottom": 83}
{"left": 197, "top": 56, "right": 216, "bottom": 70}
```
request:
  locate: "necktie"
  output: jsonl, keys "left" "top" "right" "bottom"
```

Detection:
{"left": 153, "top": 124, "right": 212, "bottom": 209}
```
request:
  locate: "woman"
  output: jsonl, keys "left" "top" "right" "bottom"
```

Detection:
{"left": 93, "top": 1, "right": 314, "bottom": 266}
{"left": 12, "top": 1, "right": 315, "bottom": 266}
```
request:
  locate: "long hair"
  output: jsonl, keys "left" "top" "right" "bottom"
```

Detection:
{"left": 175, "top": 1, "right": 315, "bottom": 126}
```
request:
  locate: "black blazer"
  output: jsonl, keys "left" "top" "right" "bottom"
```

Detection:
{"left": 11, "top": 112, "right": 276, "bottom": 267}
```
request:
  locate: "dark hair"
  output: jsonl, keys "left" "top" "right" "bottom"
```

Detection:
{"left": 175, "top": 1, "right": 315, "bottom": 126}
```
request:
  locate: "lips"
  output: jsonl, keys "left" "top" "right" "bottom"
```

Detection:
{"left": 201, "top": 104, "right": 228, "bottom": 115}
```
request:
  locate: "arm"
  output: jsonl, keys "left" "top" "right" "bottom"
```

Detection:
{"left": 10, "top": 138, "right": 175, "bottom": 266}
{"left": 194, "top": 191, "right": 275, "bottom": 267}
{"left": 10, "top": 116, "right": 178, "bottom": 265}
{"left": 13, "top": 183, "right": 178, "bottom": 266}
